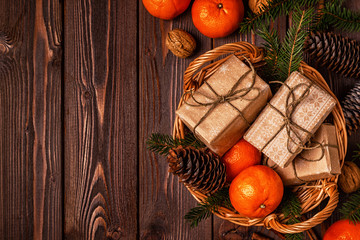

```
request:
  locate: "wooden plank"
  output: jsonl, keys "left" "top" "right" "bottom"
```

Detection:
{"left": 138, "top": 4, "right": 214, "bottom": 239}
{"left": 63, "top": 0, "right": 138, "bottom": 239}
{"left": 0, "top": 0, "right": 62, "bottom": 239}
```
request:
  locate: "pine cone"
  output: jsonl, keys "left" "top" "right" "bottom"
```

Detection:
{"left": 167, "top": 146, "right": 226, "bottom": 195}
{"left": 306, "top": 32, "right": 360, "bottom": 78}
{"left": 342, "top": 82, "right": 360, "bottom": 134}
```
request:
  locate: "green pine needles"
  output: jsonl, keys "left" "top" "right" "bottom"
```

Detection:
{"left": 240, "top": 0, "right": 360, "bottom": 34}
{"left": 352, "top": 144, "right": 360, "bottom": 161}
{"left": 340, "top": 190, "right": 360, "bottom": 224}
{"left": 257, "top": 25, "right": 281, "bottom": 78}
{"left": 278, "top": 189, "right": 302, "bottom": 219}
{"left": 314, "top": 1, "right": 360, "bottom": 32}
{"left": 239, "top": 0, "right": 320, "bottom": 33}
{"left": 257, "top": 7, "right": 314, "bottom": 82}
{"left": 146, "top": 133, "right": 205, "bottom": 156}
{"left": 340, "top": 145, "right": 360, "bottom": 224}
{"left": 184, "top": 187, "right": 232, "bottom": 227}
{"left": 279, "top": 8, "right": 314, "bottom": 79}
{"left": 185, "top": 187, "right": 304, "bottom": 231}
{"left": 277, "top": 189, "right": 304, "bottom": 240}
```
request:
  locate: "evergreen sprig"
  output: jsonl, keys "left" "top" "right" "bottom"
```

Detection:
{"left": 285, "top": 221, "right": 303, "bottom": 240}
{"left": 278, "top": 7, "right": 314, "bottom": 80}
{"left": 315, "top": 1, "right": 360, "bottom": 32}
{"left": 239, "top": 0, "right": 320, "bottom": 33}
{"left": 256, "top": 24, "right": 281, "bottom": 77}
{"left": 240, "top": 0, "right": 360, "bottom": 34}
{"left": 278, "top": 188, "right": 302, "bottom": 219}
{"left": 185, "top": 187, "right": 232, "bottom": 227}
{"left": 339, "top": 147, "right": 360, "bottom": 224}
{"left": 352, "top": 144, "right": 360, "bottom": 162}
{"left": 277, "top": 189, "right": 304, "bottom": 240}
{"left": 257, "top": 7, "right": 314, "bottom": 82}
{"left": 340, "top": 190, "right": 360, "bottom": 224}
{"left": 146, "top": 133, "right": 205, "bottom": 156}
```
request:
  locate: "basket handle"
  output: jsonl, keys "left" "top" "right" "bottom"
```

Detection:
{"left": 264, "top": 183, "right": 339, "bottom": 234}
{"left": 183, "top": 41, "right": 264, "bottom": 91}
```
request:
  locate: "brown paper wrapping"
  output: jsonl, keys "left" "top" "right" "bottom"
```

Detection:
{"left": 244, "top": 71, "right": 336, "bottom": 167}
{"left": 265, "top": 124, "right": 341, "bottom": 186}
{"left": 176, "top": 55, "right": 272, "bottom": 156}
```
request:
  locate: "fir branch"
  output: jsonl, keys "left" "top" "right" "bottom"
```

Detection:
{"left": 278, "top": 189, "right": 304, "bottom": 240}
{"left": 146, "top": 133, "right": 180, "bottom": 156}
{"left": 352, "top": 144, "right": 360, "bottom": 162}
{"left": 286, "top": 233, "right": 304, "bottom": 240}
{"left": 315, "top": 2, "right": 360, "bottom": 32}
{"left": 178, "top": 133, "right": 206, "bottom": 150}
{"left": 285, "top": 218, "right": 303, "bottom": 240}
{"left": 206, "top": 187, "right": 233, "bottom": 210}
{"left": 184, "top": 205, "right": 212, "bottom": 228}
{"left": 185, "top": 187, "right": 232, "bottom": 227}
{"left": 278, "top": 188, "right": 302, "bottom": 219}
{"left": 285, "top": 225, "right": 304, "bottom": 240}
{"left": 285, "top": 226, "right": 304, "bottom": 240}
{"left": 239, "top": 0, "right": 320, "bottom": 34}
{"left": 256, "top": 24, "right": 281, "bottom": 77}
{"left": 340, "top": 189, "right": 360, "bottom": 224}
{"left": 146, "top": 133, "right": 205, "bottom": 156}
{"left": 277, "top": 7, "right": 315, "bottom": 81}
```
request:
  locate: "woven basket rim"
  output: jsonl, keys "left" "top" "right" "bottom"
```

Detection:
{"left": 172, "top": 41, "right": 348, "bottom": 234}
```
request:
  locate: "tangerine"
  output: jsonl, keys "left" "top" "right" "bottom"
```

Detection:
{"left": 323, "top": 220, "right": 360, "bottom": 240}
{"left": 229, "top": 165, "right": 284, "bottom": 218}
{"left": 221, "top": 139, "right": 261, "bottom": 182}
{"left": 142, "top": 0, "right": 191, "bottom": 20}
{"left": 191, "top": 0, "right": 244, "bottom": 38}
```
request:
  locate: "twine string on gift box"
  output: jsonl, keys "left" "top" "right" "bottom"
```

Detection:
{"left": 182, "top": 56, "right": 261, "bottom": 136}
{"left": 293, "top": 141, "right": 339, "bottom": 182}
{"left": 260, "top": 80, "right": 329, "bottom": 158}
{"left": 264, "top": 140, "right": 338, "bottom": 183}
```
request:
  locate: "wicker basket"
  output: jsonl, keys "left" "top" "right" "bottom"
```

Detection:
{"left": 173, "top": 42, "right": 348, "bottom": 234}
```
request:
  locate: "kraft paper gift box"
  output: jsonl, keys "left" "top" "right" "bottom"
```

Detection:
{"left": 265, "top": 124, "right": 341, "bottom": 186}
{"left": 244, "top": 71, "right": 336, "bottom": 167}
{"left": 176, "top": 55, "right": 272, "bottom": 156}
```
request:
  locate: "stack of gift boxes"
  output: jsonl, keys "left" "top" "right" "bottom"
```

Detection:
{"left": 176, "top": 55, "right": 341, "bottom": 186}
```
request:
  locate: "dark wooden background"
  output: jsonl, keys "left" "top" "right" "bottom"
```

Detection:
{"left": 0, "top": 0, "right": 359, "bottom": 239}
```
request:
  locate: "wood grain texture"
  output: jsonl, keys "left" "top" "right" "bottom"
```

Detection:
{"left": 0, "top": 0, "right": 62, "bottom": 239}
{"left": 0, "top": 1, "right": 359, "bottom": 239}
{"left": 138, "top": 4, "right": 214, "bottom": 239}
{"left": 64, "top": 0, "right": 138, "bottom": 239}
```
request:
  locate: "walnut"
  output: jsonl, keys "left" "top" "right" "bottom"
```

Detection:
{"left": 166, "top": 29, "right": 196, "bottom": 58}
{"left": 339, "top": 161, "right": 360, "bottom": 193}
{"left": 248, "top": 0, "right": 269, "bottom": 14}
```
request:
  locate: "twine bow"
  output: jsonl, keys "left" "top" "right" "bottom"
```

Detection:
{"left": 261, "top": 80, "right": 318, "bottom": 156}
{"left": 182, "top": 56, "right": 260, "bottom": 135}
{"left": 261, "top": 79, "right": 339, "bottom": 183}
